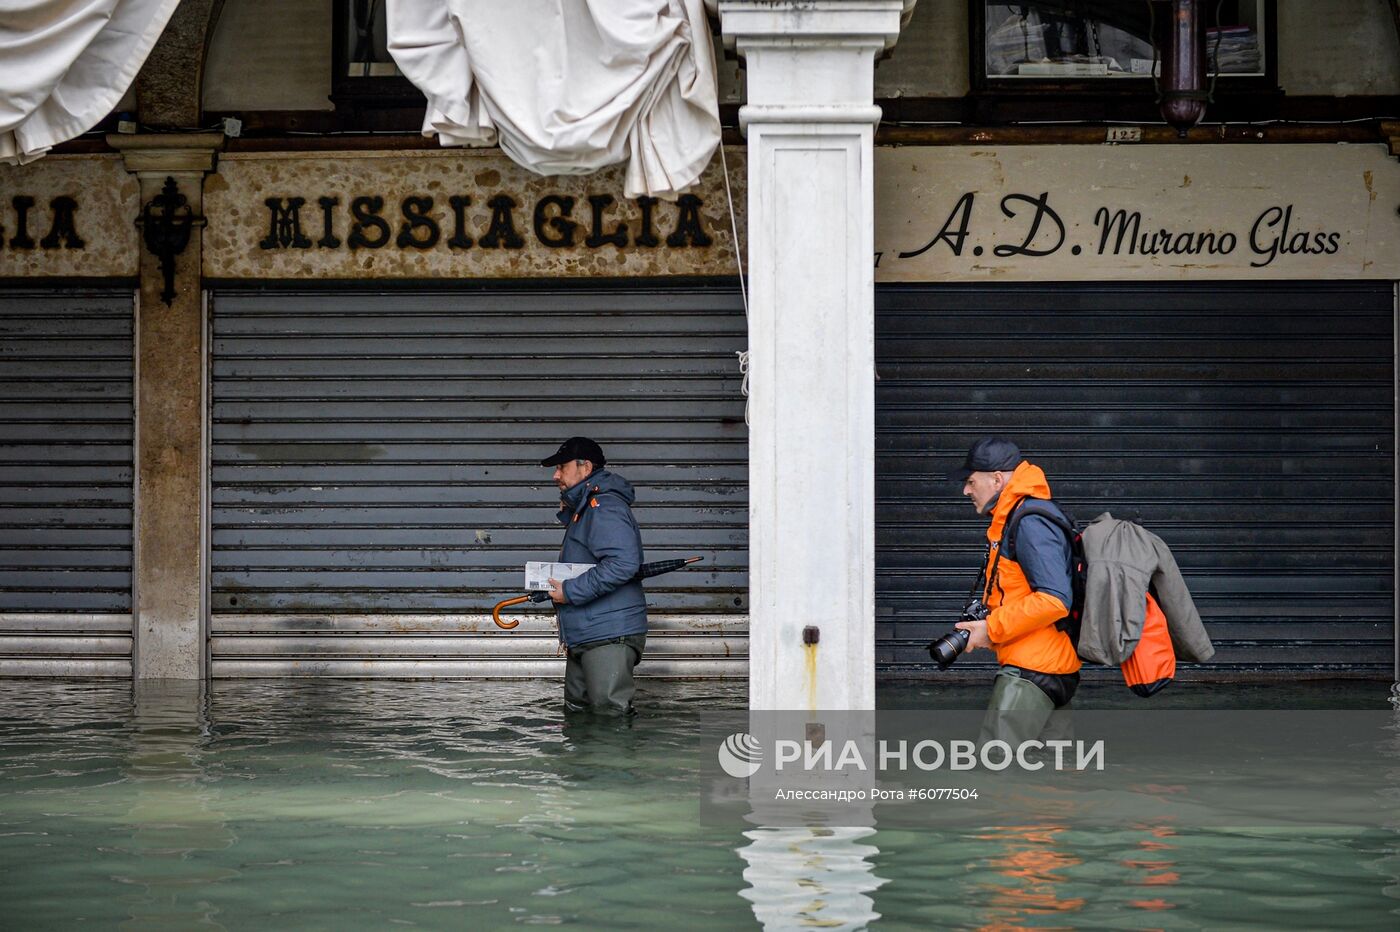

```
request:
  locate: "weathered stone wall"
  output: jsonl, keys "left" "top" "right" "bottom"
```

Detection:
{"left": 0, "top": 156, "right": 138, "bottom": 278}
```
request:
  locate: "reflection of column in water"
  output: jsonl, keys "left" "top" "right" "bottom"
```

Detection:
{"left": 117, "top": 681, "right": 237, "bottom": 930}
{"left": 1380, "top": 704, "right": 1400, "bottom": 904}
{"left": 737, "top": 826, "right": 885, "bottom": 931}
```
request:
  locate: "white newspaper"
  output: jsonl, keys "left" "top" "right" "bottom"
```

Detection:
{"left": 524, "top": 561, "right": 595, "bottom": 591}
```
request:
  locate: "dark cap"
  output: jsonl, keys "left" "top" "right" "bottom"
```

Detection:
{"left": 541, "top": 436, "right": 606, "bottom": 468}
{"left": 951, "top": 437, "right": 1021, "bottom": 482}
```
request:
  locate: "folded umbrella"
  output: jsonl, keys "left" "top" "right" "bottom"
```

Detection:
{"left": 491, "top": 556, "right": 703, "bottom": 629}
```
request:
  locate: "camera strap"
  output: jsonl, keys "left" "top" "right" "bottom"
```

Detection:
{"left": 981, "top": 498, "right": 1027, "bottom": 606}
{"left": 983, "top": 542, "right": 1005, "bottom": 605}
{"left": 964, "top": 552, "right": 988, "bottom": 607}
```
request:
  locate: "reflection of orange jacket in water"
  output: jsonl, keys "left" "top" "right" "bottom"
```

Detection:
{"left": 981, "top": 462, "right": 1081, "bottom": 675}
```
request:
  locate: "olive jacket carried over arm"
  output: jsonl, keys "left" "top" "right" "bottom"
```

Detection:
{"left": 554, "top": 468, "right": 647, "bottom": 648}
{"left": 1078, "top": 512, "right": 1215, "bottom": 666}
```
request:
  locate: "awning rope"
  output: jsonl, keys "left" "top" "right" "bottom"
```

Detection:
{"left": 718, "top": 142, "right": 750, "bottom": 426}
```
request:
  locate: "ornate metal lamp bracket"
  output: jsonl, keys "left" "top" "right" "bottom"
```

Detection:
{"left": 136, "top": 176, "right": 205, "bottom": 306}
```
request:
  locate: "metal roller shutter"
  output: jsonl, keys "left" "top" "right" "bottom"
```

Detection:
{"left": 877, "top": 281, "right": 1395, "bottom": 679}
{"left": 0, "top": 288, "right": 134, "bottom": 677}
{"left": 210, "top": 283, "right": 748, "bottom": 677}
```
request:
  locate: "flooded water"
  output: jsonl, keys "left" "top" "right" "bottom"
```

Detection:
{"left": 0, "top": 678, "right": 1396, "bottom": 930}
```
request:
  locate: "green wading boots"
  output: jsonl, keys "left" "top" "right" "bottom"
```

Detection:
{"left": 978, "top": 666, "right": 1074, "bottom": 749}
{"left": 564, "top": 634, "right": 647, "bottom": 715}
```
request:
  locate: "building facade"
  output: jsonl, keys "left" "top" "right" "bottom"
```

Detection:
{"left": 2, "top": 1, "right": 1397, "bottom": 693}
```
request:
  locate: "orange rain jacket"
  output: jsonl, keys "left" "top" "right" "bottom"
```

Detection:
{"left": 981, "top": 461, "right": 1081, "bottom": 675}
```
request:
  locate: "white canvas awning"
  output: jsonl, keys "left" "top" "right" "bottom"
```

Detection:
{"left": 0, "top": 0, "right": 181, "bottom": 165}
{"left": 386, "top": 0, "right": 721, "bottom": 199}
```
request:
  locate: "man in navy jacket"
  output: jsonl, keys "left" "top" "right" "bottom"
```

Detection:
{"left": 542, "top": 437, "right": 647, "bottom": 715}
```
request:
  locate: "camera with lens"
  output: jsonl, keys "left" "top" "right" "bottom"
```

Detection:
{"left": 927, "top": 597, "right": 988, "bottom": 670}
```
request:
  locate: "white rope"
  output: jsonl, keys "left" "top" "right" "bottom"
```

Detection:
{"left": 718, "top": 143, "right": 751, "bottom": 426}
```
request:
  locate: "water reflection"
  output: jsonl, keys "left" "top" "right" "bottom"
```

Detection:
{"left": 738, "top": 825, "right": 886, "bottom": 930}
{"left": 1119, "top": 828, "right": 1184, "bottom": 918}
{"left": 118, "top": 681, "right": 236, "bottom": 930}
{"left": 1, "top": 680, "right": 1397, "bottom": 928}
{"left": 974, "top": 823, "right": 1086, "bottom": 924}
{"left": 1379, "top": 703, "right": 1400, "bottom": 910}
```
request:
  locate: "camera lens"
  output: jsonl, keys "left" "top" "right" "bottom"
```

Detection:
{"left": 927, "top": 628, "right": 971, "bottom": 671}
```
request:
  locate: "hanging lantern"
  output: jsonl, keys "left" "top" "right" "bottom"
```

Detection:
{"left": 1158, "top": 0, "right": 1209, "bottom": 135}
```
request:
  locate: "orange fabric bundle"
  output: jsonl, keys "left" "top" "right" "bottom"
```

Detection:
{"left": 1121, "top": 593, "right": 1176, "bottom": 697}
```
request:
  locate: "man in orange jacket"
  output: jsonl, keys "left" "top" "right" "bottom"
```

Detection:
{"left": 952, "top": 438, "right": 1081, "bottom": 744}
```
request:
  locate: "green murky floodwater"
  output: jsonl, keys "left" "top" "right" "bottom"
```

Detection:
{"left": 0, "top": 679, "right": 1396, "bottom": 930}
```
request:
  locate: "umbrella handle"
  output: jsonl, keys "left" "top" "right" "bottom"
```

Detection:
{"left": 491, "top": 595, "right": 530, "bottom": 629}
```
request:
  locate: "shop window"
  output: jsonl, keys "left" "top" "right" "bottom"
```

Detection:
{"left": 331, "top": 0, "right": 423, "bottom": 110}
{"left": 972, "top": 1, "right": 1276, "bottom": 93}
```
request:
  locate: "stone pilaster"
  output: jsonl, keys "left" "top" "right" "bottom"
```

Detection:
{"left": 108, "top": 133, "right": 223, "bottom": 680}
{"left": 719, "top": 2, "right": 906, "bottom": 711}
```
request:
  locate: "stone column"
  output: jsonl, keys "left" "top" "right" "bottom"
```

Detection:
{"left": 108, "top": 134, "right": 223, "bottom": 680}
{"left": 1388, "top": 122, "right": 1400, "bottom": 709}
{"left": 719, "top": 2, "right": 906, "bottom": 710}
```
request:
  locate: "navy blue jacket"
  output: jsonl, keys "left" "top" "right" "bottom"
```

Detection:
{"left": 555, "top": 469, "right": 647, "bottom": 647}
{"left": 1011, "top": 514, "right": 1073, "bottom": 606}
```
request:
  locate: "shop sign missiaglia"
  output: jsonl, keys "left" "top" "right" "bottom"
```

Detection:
{"left": 250, "top": 190, "right": 710, "bottom": 253}
{"left": 201, "top": 150, "right": 741, "bottom": 280}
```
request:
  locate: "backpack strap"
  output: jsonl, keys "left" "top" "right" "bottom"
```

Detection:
{"left": 1001, "top": 498, "right": 1075, "bottom": 562}
{"left": 997, "top": 497, "right": 1085, "bottom": 643}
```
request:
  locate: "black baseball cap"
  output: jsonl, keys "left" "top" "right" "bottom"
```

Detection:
{"left": 950, "top": 437, "right": 1021, "bottom": 482}
{"left": 541, "top": 436, "right": 606, "bottom": 468}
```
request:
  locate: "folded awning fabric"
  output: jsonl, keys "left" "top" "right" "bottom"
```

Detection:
{"left": 0, "top": 0, "right": 181, "bottom": 165}
{"left": 386, "top": 0, "right": 721, "bottom": 199}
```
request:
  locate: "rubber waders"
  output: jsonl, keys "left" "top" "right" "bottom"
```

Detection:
{"left": 564, "top": 634, "right": 646, "bottom": 715}
{"left": 978, "top": 666, "right": 1060, "bottom": 748}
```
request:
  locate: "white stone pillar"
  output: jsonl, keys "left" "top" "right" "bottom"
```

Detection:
{"left": 719, "top": 2, "right": 907, "bottom": 710}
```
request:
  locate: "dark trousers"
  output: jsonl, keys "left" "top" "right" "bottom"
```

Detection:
{"left": 564, "top": 634, "right": 646, "bottom": 715}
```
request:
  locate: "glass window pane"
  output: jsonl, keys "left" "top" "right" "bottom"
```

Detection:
{"left": 982, "top": 2, "right": 1265, "bottom": 80}
{"left": 343, "top": 0, "right": 401, "bottom": 78}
